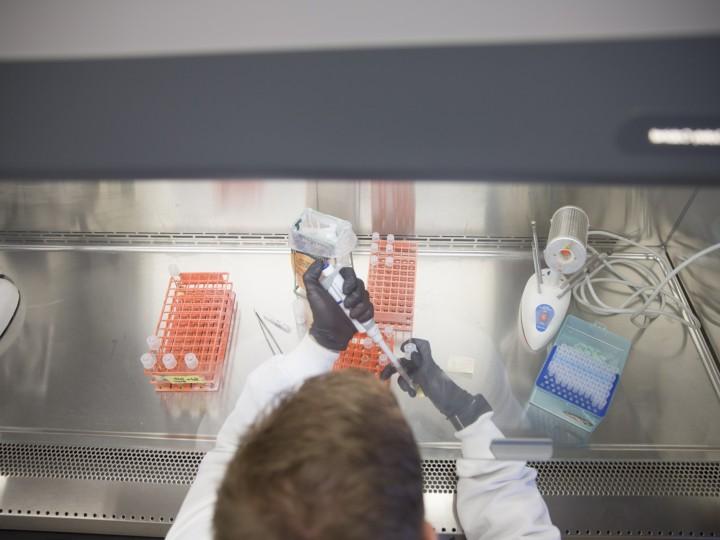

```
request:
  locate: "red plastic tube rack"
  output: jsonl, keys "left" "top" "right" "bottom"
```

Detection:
{"left": 334, "top": 332, "right": 395, "bottom": 376}
{"left": 143, "top": 272, "right": 236, "bottom": 392}
{"left": 367, "top": 240, "right": 417, "bottom": 334}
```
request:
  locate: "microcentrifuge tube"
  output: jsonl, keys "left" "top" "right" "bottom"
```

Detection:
{"left": 385, "top": 256, "right": 394, "bottom": 268}
{"left": 383, "top": 325, "right": 394, "bottom": 339}
{"left": 385, "top": 243, "right": 394, "bottom": 254}
{"left": 146, "top": 335, "right": 161, "bottom": 351}
{"left": 370, "top": 255, "right": 379, "bottom": 266}
{"left": 404, "top": 342, "right": 418, "bottom": 355}
{"left": 378, "top": 354, "right": 389, "bottom": 366}
{"left": 370, "top": 242, "right": 379, "bottom": 253}
{"left": 387, "top": 234, "right": 395, "bottom": 243}
{"left": 362, "top": 337, "right": 373, "bottom": 349}
{"left": 184, "top": 352, "right": 199, "bottom": 370}
{"left": 140, "top": 352, "right": 156, "bottom": 370}
{"left": 162, "top": 353, "right": 177, "bottom": 370}
{"left": 372, "top": 232, "right": 380, "bottom": 242}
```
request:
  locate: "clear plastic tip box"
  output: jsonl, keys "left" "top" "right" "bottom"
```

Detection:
{"left": 530, "top": 315, "right": 631, "bottom": 432}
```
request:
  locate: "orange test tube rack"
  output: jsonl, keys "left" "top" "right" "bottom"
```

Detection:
{"left": 333, "top": 333, "right": 395, "bottom": 375}
{"left": 144, "top": 272, "right": 236, "bottom": 392}
{"left": 367, "top": 240, "right": 417, "bottom": 335}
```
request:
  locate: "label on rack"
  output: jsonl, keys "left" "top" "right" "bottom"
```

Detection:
{"left": 157, "top": 375, "right": 207, "bottom": 384}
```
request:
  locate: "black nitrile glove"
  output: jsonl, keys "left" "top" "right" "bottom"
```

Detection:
{"left": 380, "top": 338, "right": 491, "bottom": 430}
{"left": 304, "top": 260, "right": 374, "bottom": 352}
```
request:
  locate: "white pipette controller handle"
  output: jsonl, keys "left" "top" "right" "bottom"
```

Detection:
{"left": 320, "top": 263, "right": 415, "bottom": 388}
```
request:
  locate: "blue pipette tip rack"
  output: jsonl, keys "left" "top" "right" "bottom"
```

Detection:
{"left": 530, "top": 315, "right": 631, "bottom": 432}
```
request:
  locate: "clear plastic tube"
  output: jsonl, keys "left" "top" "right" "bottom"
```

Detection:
{"left": 184, "top": 352, "right": 199, "bottom": 370}
{"left": 570, "top": 231, "right": 719, "bottom": 329}
{"left": 162, "top": 353, "right": 177, "bottom": 370}
{"left": 146, "top": 335, "right": 161, "bottom": 351}
{"left": 140, "top": 352, "right": 156, "bottom": 370}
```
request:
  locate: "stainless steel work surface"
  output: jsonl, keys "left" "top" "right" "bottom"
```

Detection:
{"left": 0, "top": 244, "right": 719, "bottom": 461}
{"left": 0, "top": 248, "right": 301, "bottom": 446}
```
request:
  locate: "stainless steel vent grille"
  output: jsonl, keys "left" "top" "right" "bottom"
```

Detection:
{"left": 2, "top": 444, "right": 718, "bottom": 498}
{"left": 0, "top": 443, "right": 204, "bottom": 485}
{"left": 0, "top": 230, "right": 623, "bottom": 251}
{"left": 0, "top": 231, "right": 290, "bottom": 248}
{"left": 422, "top": 459, "right": 457, "bottom": 494}
{"left": 562, "top": 528, "right": 718, "bottom": 537}
{"left": 530, "top": 461, "right": 720, "bottom": 497}
{"left": 420, "top": 459, "right": 720, "bottom": 497}
{"left": 0, "top": 506, "right": 175, "bottom": 524}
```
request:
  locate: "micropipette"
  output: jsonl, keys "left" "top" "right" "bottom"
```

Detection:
{"left": 320, "top": 263, "right": 415, "bottom": 389}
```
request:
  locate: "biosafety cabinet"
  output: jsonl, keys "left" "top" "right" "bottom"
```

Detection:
{"left": 1, "top": 4, "right": 720, "bottom": 538}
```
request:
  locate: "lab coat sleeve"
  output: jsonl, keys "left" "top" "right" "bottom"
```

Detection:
{"left": 166, "top": 335, "right": 339, "bottom": 540}
{"left": 455, "top": 412, "right": 561, "bottom": 540}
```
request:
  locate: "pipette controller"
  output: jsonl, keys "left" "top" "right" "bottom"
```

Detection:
{"left": 320, "top": 263, "right": 415, "bottom": 388}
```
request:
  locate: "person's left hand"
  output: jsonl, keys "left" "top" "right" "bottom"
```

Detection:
{"left": 380, "top": 338, "right": 491, "bottom": 430}
{"left": 304, "top": 260, "right": 374, "bottom": 351}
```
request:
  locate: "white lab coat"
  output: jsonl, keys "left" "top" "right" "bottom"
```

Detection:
{"left": 166, "top": 335, "right": 560, "bottom": 540}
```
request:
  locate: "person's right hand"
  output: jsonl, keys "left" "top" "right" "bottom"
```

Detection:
{"left": 303, "top": 260, "right": 373, "bottom": 352}
{"left": 380, "top": 338, "right": 491, "bottom": 430}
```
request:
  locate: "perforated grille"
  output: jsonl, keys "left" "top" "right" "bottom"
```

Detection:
{"left": 0, "top": 230, "right": 621, "bottom": 251}
{"left": 530, "top": 461, "right": 720, "bottom": 497}
{"left": 0, "top": 443, "right": 204, "bottom": 485}
{"left": 422, "top": 459, "right": 458, "bottom": 494}
{"left": 420, "top": 460, "right": 720, "bottom": 497}
{"left": 0, "top": 506, "right": 175, "bottom": 524}
{"left": 2, "top": 444, "right": 719, "bottom": 498}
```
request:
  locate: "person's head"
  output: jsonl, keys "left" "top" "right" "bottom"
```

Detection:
{"left": 214, "top": 369, "right": 435, "bottom": 540}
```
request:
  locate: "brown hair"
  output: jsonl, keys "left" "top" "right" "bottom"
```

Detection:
{"left": 214, "top": 369, "right": 424, "bottom": 540}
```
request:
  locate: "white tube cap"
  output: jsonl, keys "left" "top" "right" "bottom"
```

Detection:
{"left": 146, "top": 335, "right": 161, "bottom": 351}
{"left": 140, "top": 352, "right": 156, "bottom": 370}
{"left": 184, "top": 352, "right": 199, "bottom": 370}
{"left": 162, "top": 353, "right": 177, "bottom": 370}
